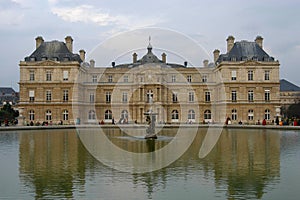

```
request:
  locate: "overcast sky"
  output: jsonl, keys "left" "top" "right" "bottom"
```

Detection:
{"left": 1, "top": 0, "right": 299, "bottom": 91}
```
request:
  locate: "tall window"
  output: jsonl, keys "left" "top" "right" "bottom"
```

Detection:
{"left": 63, "top": 90, "right": 68, "bottom": 102}
{"left": 92, "top": 75, "right": 97, "bottom": 83}
{"left": 123, "top": 75, "right": 129, "bottom": 83}
{"left": 265, "top": 90, "right": 270, "bottom": 101}
{"left": 46, "top": 90, "right": 52, "bottom": 102}
{"left": 231, "top": 70, "right": 237, "bottom": 80}
{"left": 248, "top": 90, "right": 254, "bottom": 102}
{"left": 202, "top": 75, "right": 207, "bottom": 82}
{"left": 231, "top": 90, "right": 237, "bottom": 102}
{"left": 108, "top": 75, "right": 113, "bottom": 83}
{"left": 63, "top": 110, "right": 68, "bottom": 121}
{"left": 187, "top": 75, "right": 192, "bottom": 83}
{"left": 188, "top": 109, "right": 195, "bottom": 120}
{"left": 265, "top": 109, "right": 270, "bottom": 120}
{"left": 172, "top": 110, "right": 179, "bottom": 120}
{"left": 46, "top": 70, "right": 52, "bottom": 81}
{"left": 248, "top": 70, "right": 253, "bottom": 81}
{"left": 171, "top": 75, "right": 176, "bottom": 83}
{"left": 46, "top": 110, "right": 52, "bottom": 121}
{"left": 188, "top": 91, "right": 194, "bottom": 102}
{"left": 204, "top": 110, "right": 211, "bottom": 120}
{"left": 90, "top": 93, "right": 95, "bottom": 103}
{"left": 172, "top": 93, "right": 178, "bottom": 103}
{"left": 147, "top": 90, "right": 154, "bottom": 103}
{"left": 88, "top": 110, "right": 96, "bottom": 120}
{"left": 265, "top": 70, "right": 270, "bottom": 80}
{"left": 105, "top": 110, "right": 112, "bottom": 120}
{"left": 232, "top": 109, "right": 237, "bottom": 121}
{"left": 121, "top": 110, "right": 128, "bottom": 120}
{"left": 248, "top": 109, "right": 254, "bottom": 120}
{"left": 63, "top": 70, "right": 69, "bottom": 81}
{"left": 205, "top": 91, "right": 211, "bottom": 102}
{"left": 29, "top": 70, "right": 35, "bottom": 81}
{"left": 29, "top": 110, "right": 34, "bottom": 121}
{"left": 122, "top": 92, "right": 128, "bottom": 103}
{"left": 106, "top": 91, "right": 111, "bottom": 103}
{"left": 29, "top": 90, "right": 35, "bottom": 102}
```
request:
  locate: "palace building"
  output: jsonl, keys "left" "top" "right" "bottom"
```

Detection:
{"left": 18, "top": 35, "right": 280, "bottom": 125}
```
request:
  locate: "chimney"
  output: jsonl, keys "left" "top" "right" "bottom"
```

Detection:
{"left": 226, "top": 35, "right": 235, "bottom": 53}
{"left": 132, "top": 52, "right": 137, "bottom": 63}
{"left": 35, "top": 36, "right": 44, "bottom": 49}
{"left": 79, "top": 49, "right": 86, "bottom": 62}
{"left": 203, "top": 59, "right": 209, "bottom": 67}
{"left": 112, "top": 62, "right": 115, "bottom": 67}
{"left": 65, "top": 36, "right": 73, "bottom": 53}
{"left": 184, "top": 61, "right": 188, "bottom": 67}
{"left": 90, "top": 59, "right": 95, "bottom": 68}
{"left": 161, "top": 53, "right": 167, "bottom": 63}
{"left": 213, "top": 49, "right": 220, "bottom": 62}
{"left": 255, "top": 35, "right": 263, "bottom": 48}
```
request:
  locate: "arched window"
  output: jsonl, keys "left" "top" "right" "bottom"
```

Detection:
{"left": 88, "top": 110, "right": 96, "bottom": 120}
{"left": 248, "top": 109, "right": 254, "bottom": 120}
{"left": 265, "top": 109, "right": 270, "bottom": 120}
{"left": 188, "top": 109, "right": 195, "bottom": 120}
{"left": 105, "top": 110, "right": 112, "bottom": 120}
{"left": 172, "top": 110, "right": 179, "bottom": 119}
{"left": 29, "top": 110, "right": 34, "bottom": 121}
{"left": 204, "top": 110, "right": 211, "bottom": 119}
{"left": 63, "top": 110, "right": 68, "bottom": 121}
{"left": 46, "top": 110, "right": 52, "bottom": 121}
{"left": 231, "top": 109, "right": 237, "bottom": 121}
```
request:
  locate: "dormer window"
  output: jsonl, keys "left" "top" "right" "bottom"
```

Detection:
{"left": 252, "top": 56, "right": 258, "bottom": 61}
{"left": 231, "top": 57, "right": 236, "bottom": 61}
{"left": 53, "top": 57, "right": 58, "bottom": 61}
{"left": 30, "top": 57, "right": 36, "bottom": 61}
{"left": 42, "top": 56, "right": 47, "bottom": 61}
{"left": 64, "top": 57, "right": 70, "bottom": 61}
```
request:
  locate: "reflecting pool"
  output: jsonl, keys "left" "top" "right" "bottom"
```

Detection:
{"left": 0, "top": 127, "right": 299, "bottom": 199}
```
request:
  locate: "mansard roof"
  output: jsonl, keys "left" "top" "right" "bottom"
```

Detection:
{"left": 217, "top": 40, "right": 275, "bottom": 63}
{"left": 280, "top": 79, "right": 300, "bottom": 92}
{"left": 24, "top": 41, "right": 82, "bottom": 63}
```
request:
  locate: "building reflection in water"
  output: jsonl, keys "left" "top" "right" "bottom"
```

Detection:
{"left": 18, "top": 128, "right": 280, "bottom": 199}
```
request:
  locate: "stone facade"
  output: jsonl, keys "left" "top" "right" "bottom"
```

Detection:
{"left": 18, "top": 35, "right": 281, "bottom": 125}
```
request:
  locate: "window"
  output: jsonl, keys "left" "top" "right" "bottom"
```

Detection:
{"left": 188, "top": 109, "right": 195, "bottom": 120}
{"left": 108, "top": 75, "right": 113, "bottom": 83}
{"left": 248, "top": 70, "right": 253, "bottom": 81}
{"left": 231, "top": 90, "right": 237, "bottom": 102}
{"left": 63, "top": 71, "right": 69, "bottom": 81}
{"left": 172, "top": 110, "right": 179, "bottom": 120}
{"left": 265, "top": 70, "right": 270, "bottom": 80}
{"left": 202, "top": 75, "right": 207, "bottom": 82}
{"left": 92, "top": 75, "right": 97, "bottom": 83}
{"left": 172, "top": 92, "right": 178, "bottom": 103}
{"left": 248, "top": 90, "right": 254, "bottom": 102}
{"left": 232, "top": 109, "right": 237, "bottom": 121}
{"left": 105, "top": 110, "right": 112, "bottom": 120}
{"left": 29, "top": 110, "right": 34, "bottom": 121}
{"left": 124, "top": 75, "right": 129, "bottom": 83}
{"left": 90, "top": 93, "right": 95, "bottom": 103}
{"left": 63, "top": 110, "right": 68, "bottom": 121}
{"left": 188, "top": 91, "right": 194, "bottom": 102}
{"left": 29, "top": 70, "right": 35, "bottom": 81}
{"left": 205, "top": 91, "right": 211, "bottom": 102}
{"left": 172, "top": 75, "right": 176, "bottom": 83}
{"left": 88, "top": 110, "right": 96, "bottom": 120}
{"left": 63, "top": 90, "right": 68, "bottom": 102}
{"left": 248, "top": 109, "right": 254, "bottom": 120}
{"left": 46, "top": 90, "right": 52, "bottom": 102}
{"left": 265, "top": 109, "right": 270, "bottom": 120}
{"left": 122, "top": 92, "right": 128, "bottom": 103}
{"left": 46, "top": 110, "right": 52, "bottom": 121}
{"left": 121, "top": 110, "right": 128, "bottom": 120}
{"left": 204, "top": 110, "right": 211, "bottom": 119}
{"left": 265, "top": 90, "right": 270, "bottom": 101}
{"left": 231, "top": 70, "right": 236, "bottom": 80}
{"left": 187, "top": 75, "right": 192, "bottom": 83}
{"left": 147, "top": 90, "right": 154, "bottom": 103}
{"left": 46, "top": 70, "right": 52, "bottom": 81}
{"left": 29, "top": 90, "right": 35, "bottom": 102}
{"left": 106, "top": 91, "right": 111, "bottom": 103}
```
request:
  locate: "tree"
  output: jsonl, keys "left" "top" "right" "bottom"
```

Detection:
{"left": 286, "top": 103, "right": 300, "bottom": 119}
{"left": 0, "top": 103, "right": 19, "bottom": 122}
